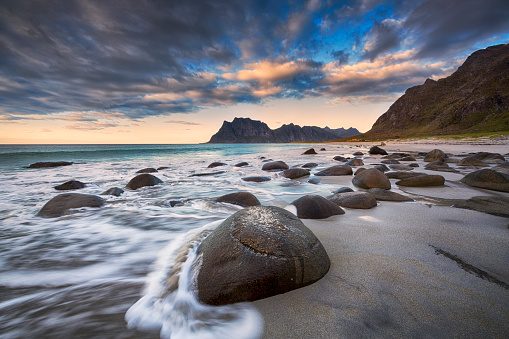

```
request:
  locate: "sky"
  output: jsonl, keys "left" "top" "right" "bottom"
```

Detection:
{"left": 1, "top": 0, "right": 508, "bottom": 144}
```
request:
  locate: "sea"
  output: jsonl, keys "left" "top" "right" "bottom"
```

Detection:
{"left": 0, "top": 143, "right": 363, "bottom": 339}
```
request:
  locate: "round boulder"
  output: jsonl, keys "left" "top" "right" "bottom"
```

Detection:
{"left": 457, "top": 157, "right": 489, "bottom": 167}
{"left": 369, "top": 146, "right": 388, "bottom": 155}
{"left": 241, "top": 176, "right": 271, "bottom": 182}
{"left": 333, "top": 156, "right": 347, "bottom": 162}
{"left": 208, "top": 162, "right": 227, "bottom": 168}
{"left": 367, "top": 188, "right": 413, "bottom": 202}
{"left": 352, "top": 168, "right": 391, "bottom": 190}
{"left": 192, "top": 206, "right": 331, "bottom": 305}
{"left": 125, "top": 173, "right": 163, "bottom": 190}
{"left": 36, "top": 193, "right": 105, "bottom": 218}
{"left": 353, "top": 151, "right": 364, "bottom": 156}
{"left": 302, "top": 162, "right": 318, "bottom": 169}
{"left": 215, "top": 192, "right": 261, "bottom": 207}
{"left": 262, "top": 161, "right": 289, "bottom": 171}
{"left": 315, "top": 165, "right": 353, "bottom": 176}
{"left": 291, "top": 195, "right": 345, "bottom": 219}
{"left": 303, "top": 148, "right": 317, "bottom": 155}
{"left": 54, "top": 180, "right": 86, "bottom": 190}
{"left": 283, "top": 168, "right": 310, "bottom": 179}
{"left": 136, "top": 168, "right": 158, "bottom": 173}
{"left": 346, "top": 158, "right": 364, "bottom": 166}
{"left": 424, "top": 149, "right": 448, "bottom": 162}
{"left": 460, "top": 169, "right": 509, "bottom": 192}
{"left": 396, "top": 175, "right": 445, "bottom": 187}
{"left": 329, "top": 191, "right": 377, "bottom": 209}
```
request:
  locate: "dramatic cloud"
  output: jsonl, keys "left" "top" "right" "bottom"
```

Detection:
{"left": 0, "top": 0, "right": 507, "bottom": 124}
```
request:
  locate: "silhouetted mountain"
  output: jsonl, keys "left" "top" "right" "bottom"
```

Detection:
{"left": 208, "top": 118, "right": 360, "bottom": 143}
{"left": 323, "top": 126, "right": 361, "bottom": 138}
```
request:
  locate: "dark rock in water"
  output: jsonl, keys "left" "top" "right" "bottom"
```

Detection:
{"left": 54, "top": 180, "right": 86, "bottom": 190}
{"left": 409, "top": 163, "right": 419, "bottom": 167}
{"left": 208, "top": 162, "right": 227, "bottom": 168}
{"left": 386, "top": 171, "right": 427, "bottom": 180}
{"left": 369, "top": 146, "right": 388, "bottom": 155}
{"left": 367, "top": 188, "right": 413, "bottom": 202}
{"left": 352, "top": 168, "right": 391, "bottom": 190}
{"left": 215, "top": 192, "right": 261, "bottom": 207}
{"left": 372, "top": 164, "right": 390, "bottom": 172}
{"left": 353, "top": 151, "right": 364, "bottom": 156}
{"left": 302, "top": 162, "right": 318, "bottom": 169}
{"left": 470, "top": 152, "right": 506, "bottom": 163}
{"left": 308, "top": 177, "right": 321, "bottom": 185}
{"left": 346, "top": 158, "right": 364, "bottom": 166}
{"left": 234, "top": 162, "right": 249, "bottom": 167}
{"left": 332, "top": 187, "right": 354, "bottom": 194}
{"left": 126, "top": 174, "right": 163, "bottom": 189}
{"left": 399, "top": 156, "right": 417, "bottom": 161}
{"left": 283, "top": 168, "right": 310, "bottom": 179}
{"left": 354, "top": 168, "right": 365, "bottom": 175}
{"left": 333, "top": 156, "right": 347, "bottom": 162}
{"left": 424, "top": 149, "right": 448, "bottom": 162}
{"left": 381, "top": 159, "right": 400, "bottom": 164}
{"left": 396, "top": 175, "right": 445, "bottom": 187}
{"left": 28, "top": 161, "right": 73, "bottom": 169}
{"left": 169, "top": 200, "right": 184, "bottom": 207}
{"left": 444, "top": 158, "right": 460, "bottom": 163}
{"left": 192, "top": 206, "right": 330, "bottom": 305}
{"left": 101, "top": 187, "right": 124, "bottom": 196}
{"left": 157, "top": 166, "right": 170, "bottom": 170}
{"left": 315, "top": 165, "right": 353, "bottom": 176}
{"left": 389, "top": 164, "right": 414, "bottom": 171}
{"left": 454, "top": 196, "right": 509, "bottom": 217}
{"left": 242, "top": 176, "right": 271, "bottom": 182}
{"left": 262, "top": 161, "right": 289, "bottom": 171}
{"left": 291, "top": 195, "right": 345, "bottom": 219}
{"left": 136, "top": 168, "right": 158, "bottom": 173}
{"left": 457, "top": 157, "right": 489, "bottom": 167}
{"left": 36, "top": 193, "right": 105, "bottom": 218}
{"left": 329, "top": 191, "right": 377, "bottom": 209}
{"left": 460, "top": 169, "right": 509, "bottom": 192}
{"left": 190, "top": 171, "right": 226, "bottom": 177}
{"left": 493, "top": 162, "right": 509, "bottom": 174}
{"left": 262, "top": 159, "right": 273, "bottom": 162}
{"left": 425, "top": 161, "right": 459, "bottom": 173}
{"left": 303, "top": 148, "right": 317, "bottom": 155}
{"left": 320, "top": 148, "right": 326, "bottom": 151}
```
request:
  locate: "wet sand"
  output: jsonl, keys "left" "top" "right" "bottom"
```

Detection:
{"left": 253, "top": 140, "right": 509, "bottom": 338}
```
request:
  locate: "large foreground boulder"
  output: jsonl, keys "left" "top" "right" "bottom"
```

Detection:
{"left": 36, "top": 193, "right": 105, "bottom": 218}
{"left": 28, "top": 161, "right": 73, "bottom": 168}
{"left": 125, "top": 174, "right": 163, "bottom": 190}
{"left": 54, "top": 180, "right": 86, "bottom": 190}
{"left": 460, "top": 169, "right": 509, "bottom": 192}
{"left": 291, "top": 195, "right": 345, "bottom": 219}
{"left": 352, "top": 168, "right": 391, "bottom": 190}
{"left": 315, "top": 165, "right": 353, "bottom": 176}
{"left": 192, "top": 206, "right": 330, "bottom": 305}
{"left": 214, "top": 192, "right": 261, "bottom": 207}
{"left": 262, "top": 161, "right": 289, "bottom": 171}
{"left": 329, "top": 191, "right": 377, "bottom": 209}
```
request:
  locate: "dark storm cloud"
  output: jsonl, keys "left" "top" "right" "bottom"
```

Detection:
{"left": 331, "top": 50, "right": 350, "bottom": 64}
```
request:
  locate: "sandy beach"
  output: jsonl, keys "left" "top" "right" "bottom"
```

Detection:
{"left": 251, "top": 139, "right": 509, "bottom": 338}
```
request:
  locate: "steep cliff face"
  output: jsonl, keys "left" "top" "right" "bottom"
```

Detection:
{"left": 207, "top": 118, "right": 360, "bottom": 143}
{"left": 365, "top": 44, "right": 509, "bottom": 138}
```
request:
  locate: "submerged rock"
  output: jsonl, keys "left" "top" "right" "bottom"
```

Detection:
{"left": 332, "top": 187, "right": 354, "bottom": 194}
{"left": 241, "top": 176, "right": 271, "bottom": 182}
{"left": 192, "top": 206, "right": 330, "bottom": 305}
{"left": 262, "top": 161, "right": 289, "bottom": 171}
{"left": 329, "top": 191, "right": 377, "bottom": 209}
{"left": 315, "top": 165, "right": 353, "bottom": 176}
{"left": 36, "top": 193, "right": 105, "bottom": 218}
{"left": 215, "top": 192, "right": 261, "bottom": 207}
{"left": 54, "top": 180, "right": 86, "bottom": 190}
{"left": 291, "top": 195, "right": 344, "bottom": 219}
{"left": 308, "top": 177, "right": 321, "bottom": 185}
{"left": 352, "top": 168, "right": 391, "bottom": 190}
{"left": 28, "top": 161, "right": 73, "bottom": 169}
{"left": 189, "top": 171, "right": 225, "bottom": 177}
{"left": 302, "top": 162, "right": 318, "bottom": 169}
{"left": 460, "top": 169, "right": 509, "bottom": 192}
{"left": 101, "top": 187, "right": 124, "bottom": 196}
{"left": 126, "top": 173, "right": 163, "bottom": 189}
{"left": 234, "top": 162, "right": 249, "bottom": 167}
{"left": 283, "top": 168, "right": 310, "bottom": 179}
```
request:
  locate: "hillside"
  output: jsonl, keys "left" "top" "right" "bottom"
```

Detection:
{"left": 360, "top": 44, "right": 509, "bottom": 139}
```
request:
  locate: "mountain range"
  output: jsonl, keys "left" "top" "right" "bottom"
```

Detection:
{"left": 207, "top": 118, "right": 360, "bottom": 143}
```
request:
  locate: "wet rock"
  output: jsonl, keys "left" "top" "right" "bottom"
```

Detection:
{"left": 262, "top": 161, "right": 289, "bottom": 171}
{"left": 54, "top": 180, "right": 86, "bottom": 190}
{"left": 157, "top": 166, "right": 170, "bottom": 170}
{"left": 396, "top": 175, "right": 445, "bottom": 187}
{"left": 28, "top": 161, "right": 73, "bottom": 169}
{"left": 126, "top": 173, "right": 163, "bottom": 189}
{"left": 208, "top": 162, "right": 227, "bottom": 168}
{"left": 241, "top": 176, "right": 271, "bottom": 182}
{"left": 101, "top": 187, "right": 124, "bottom": 196}
{"left": 454, "top": 196, "right": 509, "bottom": 217}
{"left": 470, "top": 152, "right": 506, "bottom": 163}
{"left": 389, "top": 164, "right": 414, "bottom": 171}
{"left": 302, "top": 162, "right": 318, "bottom": 169}
{"left": 457, "top": 157, "right": 489, "bottom": 167}
{"left": 353, "top": 151, "right": 364, "bottom": 156}
{"left": 399, "top": 156, "right": 417, "bottom": 161}
{"left": 308, "top": 177, "right": 321, "bottom": 185}
{"left": 409, "top": 163, "right": 419, "bottom": 167}
{"left": 36, "top": 193, "right": 105, "bottom": 218}
{"left": 320, "top": 148, "right": 326, "bottom": 151}
{"left": 329, "top": 191, "right": 377, "bottom": 209}
{"left": 424, "top": 149, "right": 448, "bottom": 162}
{"left": 169, "top": 200, "right": 184, "bottom": 207}
{"left": 234, "top": 162, "right": 249, "bottom": 167}
{"left": 425, "top": 161, "right": 459, "bottom": 173}
{"left": 215, "top": 192, "right": 261, "bottom": 207}
{"left": 333, "top": 156, "right": 347, "bottom": 162}
{"left": 346, "top": 158, "right": 364, "bottom": 166}
{"left": 493, "top": 162, "right": 509, "bottom": 174}
{"left": 136, "top": 168, "right": 158, "bottom": 173}
{"left": 332, "top": 187, "right": 354, "bottom": 194}
{"left": 460, "top": 169, "right": 509, "bottom": 192}
{"left": 291, "top": 195, "right": 345, "bottom": 219}
{"left": 315, "top": 165, "right": 353, "bottom": 176}
{"left": 190, "top": 171, "right": 226, "bottom": 177}
{"left": 381, "top": 159, "right": 400, "bottom": 164}
{"left": 367, "top": 188, "right": 413, "bottom": 202}
{"left": 303, "top": 148, "right": 317, "bottom": 155}
{"left": 192, "top": 206, "right": 330, "bottom": 305}
{"left": 386, "top": 171, "right": 427, "bottom": 180}
{"left": 283, "top": 168, "right": 310, "bottom": 179}
{"left": 354, "top": 168, "right": 366, "bottom": 175}
{"left": 372, "top": 164, "right": 390, "bottom": 172}
{"left": 352, "top": 168, "right": 391, "bottom": 190}
{"left": 369, "top": 146, "right": 388, "bottom": 155}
